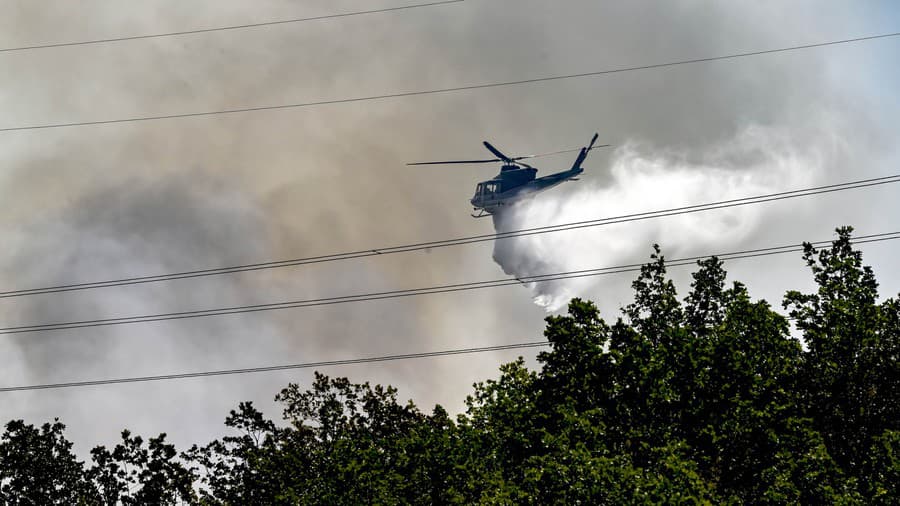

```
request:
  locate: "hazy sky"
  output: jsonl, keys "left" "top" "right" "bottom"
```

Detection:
{"left": 1, "top": 0, "right": 898, "bottom": 455}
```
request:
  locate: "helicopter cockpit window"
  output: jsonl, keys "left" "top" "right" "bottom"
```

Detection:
{"left": 485, "top": 182, "right": 500, "bottom": 194}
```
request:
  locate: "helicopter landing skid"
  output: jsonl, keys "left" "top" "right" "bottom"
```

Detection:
{"left": 471, "top": 209, "right": 491, "bottom": 218}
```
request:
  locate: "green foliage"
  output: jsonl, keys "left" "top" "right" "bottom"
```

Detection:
{"left": 0, "top": 419, "right": 90, "bottom": 504}
{"left": 89, "top": 430, "right": 196, "bottom": 504}
{"left": 866, "top": 430, "right": 900, "bottom": 503}
{"left": 0, "top": 419, "right": 195, "bottom": 504}
{"left": 785, "top": 227, "right": 900, "bottom": 474}
{"left": 1, "top": 227, "right": 897, "bottom": 503}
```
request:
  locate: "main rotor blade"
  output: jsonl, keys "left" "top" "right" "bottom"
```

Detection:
{"left": 406, "top": 138, "right": 612, "bottom": 166}
{"left": 483, "top": 141, "right": 512, "bottom": 162}
{"left": 515, "top": 144, "right": 611, "bottom": 160}
{"left": 407, "top": 158, "right": 500, "bottom": 166}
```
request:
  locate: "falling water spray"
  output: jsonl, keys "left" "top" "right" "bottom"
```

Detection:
{"left": 490, "top": 125, "right": 837, "bottom": 311}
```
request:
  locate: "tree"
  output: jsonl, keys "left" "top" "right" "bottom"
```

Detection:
{"left": 187, "top": 402, "right": 314, "bottom": 504}
{"left": 3, "top": 227, "right": 897, "bottom": 503}
{"left": 0, "top": 420, "right": 196, "bottom": 504}
{"left": 88, "top": 431, "right": 195, "bottom": 505}
{"left": 785, "top": 226, "right": 900, "bottom": 474}
{"left": 0, "top": 419, "right": 92, "bottom": 504}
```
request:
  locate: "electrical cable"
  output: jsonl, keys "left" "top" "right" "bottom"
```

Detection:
{"left": 3, "top": 173, "right": 898, "bottom": 299}
{"left": 0, "top": 1, "right": 464, "bottom": 53}
{"left": 0, "top": 341, "right": 548, "bottom": 393}
{"left": 1, "top": 31, "right": 897, "bottom": 132}
{"left": 2, "top": 231, "right": 897, "bottom": 335}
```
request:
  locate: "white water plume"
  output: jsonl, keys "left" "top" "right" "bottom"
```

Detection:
{"left": 491, "top": 124, "right": 843, "bottom": 311}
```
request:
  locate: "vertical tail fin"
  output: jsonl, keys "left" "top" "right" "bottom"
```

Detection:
{"left": 571, "top": 133, "right": 600, "bottom": 170}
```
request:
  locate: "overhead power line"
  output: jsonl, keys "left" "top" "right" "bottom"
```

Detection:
{"left": 3, "top": 173, "right": 898, "bottom": 299}
{"left": 2, "top": 231, "right": 897, "bottom": 336}
{"left": 0, "top": 1, "right": 464, "bottom": 53}
{"left": 3, "top": 233, "right": 896, "bottom": 394}
{"left": 0, "top": 341, "right": 549, "bottom": 393}
{"left": 1, "top": 31, "right": 898, "bottom": 132}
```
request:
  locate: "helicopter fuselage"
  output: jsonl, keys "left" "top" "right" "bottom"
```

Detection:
{"left": 470, "top": 164, "right": 583, "bottom": 214}
{"left": 408, "top": 132, "right": 602, "bottom": 218}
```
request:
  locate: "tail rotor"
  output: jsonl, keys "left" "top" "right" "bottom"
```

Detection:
{"left": 571, "top": 133, "right": 604, "bottom": 170}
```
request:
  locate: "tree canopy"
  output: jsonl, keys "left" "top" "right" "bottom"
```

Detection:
{"left": 1, "top": 227, "right": 897, "bottom": 504}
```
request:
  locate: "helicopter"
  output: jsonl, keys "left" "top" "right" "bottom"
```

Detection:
{"left": 409, "top": 133, "right": 607, "bottom": 217}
